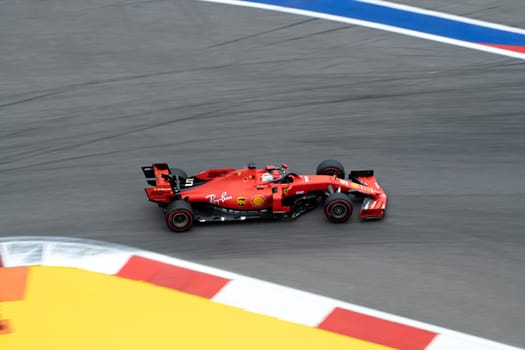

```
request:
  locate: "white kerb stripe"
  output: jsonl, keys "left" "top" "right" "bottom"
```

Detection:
{"left": 41, "top": 242, "right": 133, "bottom": 275}
{"left": 0, "top": 242, "right": 44, "bottom": 267}
{"left": 426, "top": 334, "right": 522, "bottom": 350}
{"left": 356, "top": 0, "right": 525, "bottom": 35}
{"left": 212, "top": 278, "right": 337, "bottom": 327}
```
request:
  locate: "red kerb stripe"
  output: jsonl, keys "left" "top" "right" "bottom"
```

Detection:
{"left": 318, "top": 307, "right": 437, "bottom": 350}
{"left": 482, "top": 43, "right": 525, "bottom": 53}
{"left": 117, "top": 255, "right": 230, "bottom": 298}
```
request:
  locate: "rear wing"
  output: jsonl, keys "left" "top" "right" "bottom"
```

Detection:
{"left": 142, "top": 163, "right": 174, "bottom": 204}
{"left": 141, "top": 163, "right": 170, "bottom": 187}
{"left": 142, "top": 166, "right": 156, "bottom": 186}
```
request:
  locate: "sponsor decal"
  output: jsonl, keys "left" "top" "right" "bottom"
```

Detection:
{"left": 251, "top": 195, "right": 266, "bottom": 207}
{"left": 351, "top": 183, "right": 360, "bottom": 189}
{"left": 339, "top": 179, "right": 349, "bottom": 186}
{"left": 236, "top": 197, "right": 246, "bottom": 207}
{"left": 206, "top": 192, "right": 233, "bottom": 205}
{"left": 304, "top": 176, "right": 310, "bottom": 183}
{"left": 283, "top": 188, "right": 289, "bottom": 195}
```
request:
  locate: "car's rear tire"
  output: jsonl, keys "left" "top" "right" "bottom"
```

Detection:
{"left": 316, "top": 159, "right": 345, "bottom": 179}
{"left": 324, "top": 193, "right": 353, "bottom": 223}
{"left": 166, "top": 200, "right": 194, "bottom": 233}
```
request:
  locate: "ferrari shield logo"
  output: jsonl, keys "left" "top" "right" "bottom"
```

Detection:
{"left": 283, "top": 188, "right": 289, "bottom": 195}
{"left": 236, "top": 197, "right": 246, "bottom": 207}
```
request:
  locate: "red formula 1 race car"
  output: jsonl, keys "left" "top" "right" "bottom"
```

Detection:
{"left": 141, "top": 160, "right": 387, "bottom": 232}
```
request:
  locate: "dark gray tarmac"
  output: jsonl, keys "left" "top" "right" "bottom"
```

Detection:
{"left": 1, "top": 0, "right": 525, "bottom": 347}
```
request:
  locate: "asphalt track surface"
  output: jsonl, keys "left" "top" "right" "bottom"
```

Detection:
{"left": 1, "top": 0, "right": 524, "bottom": 347}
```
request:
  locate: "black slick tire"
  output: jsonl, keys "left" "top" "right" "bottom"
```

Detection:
{"left": 324, "top": 193, "right": 353, "bottom": 223}
{"left": 165, "top": 200, "right": 194, "bottom": 233}
{"left": 316, "top": 159, "right": 345, "bottom": 179}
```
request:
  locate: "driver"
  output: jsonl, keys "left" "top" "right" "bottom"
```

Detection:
{"left": 261, "top": 172, "right": 274, "bottom": 182}
{"left": 261, "top": 163, "right": 289, "bottom": 183}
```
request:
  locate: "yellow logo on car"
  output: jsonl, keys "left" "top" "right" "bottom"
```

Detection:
{"left": 251, "top": 195, "right": 266, "bottom": 207}
{"left": 237, "top": 197, "right": 246, "bottom": 207}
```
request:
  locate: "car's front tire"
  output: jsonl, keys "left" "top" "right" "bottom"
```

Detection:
{"left": 316, "top": 159, "right": 345, "bottom": 179}
{"left": 165, "top": 200, "right": 194, "bottom": 232}
{"left": 324, "top": 193, "right": 353, "bottom": 223}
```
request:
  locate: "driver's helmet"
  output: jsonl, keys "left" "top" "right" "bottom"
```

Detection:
{"left": 261, "top": 172, "right": 274, "bottom": 182}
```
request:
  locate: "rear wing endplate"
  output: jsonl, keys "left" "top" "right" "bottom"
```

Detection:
{"left": 142, "top": 163, "right": 170, "bottom": 186}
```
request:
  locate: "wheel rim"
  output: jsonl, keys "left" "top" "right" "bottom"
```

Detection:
{"left": 170, "top": 212, "right": 190, "bottom": 229}
{"left": 330, "top": 202, "right": 349, "bottom": 219}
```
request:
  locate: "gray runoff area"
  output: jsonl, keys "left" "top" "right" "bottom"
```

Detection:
{"left": 1, "top": 0, "right": 524, "bottom": 347}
